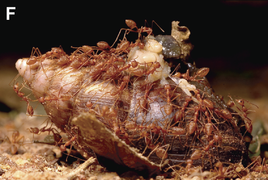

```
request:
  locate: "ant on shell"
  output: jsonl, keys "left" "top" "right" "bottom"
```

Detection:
{"left": 227, "top": 96, "right": 258, "bottom": 134}
{"left": 13, "top": 82, "right": 35, "bottom": 116}
{"left": 111, "top": 19, "right": 164, "bottom": 47}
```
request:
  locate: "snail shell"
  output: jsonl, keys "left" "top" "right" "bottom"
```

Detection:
{"left": 15, "top": 21, "right": 251, "bottom": 176}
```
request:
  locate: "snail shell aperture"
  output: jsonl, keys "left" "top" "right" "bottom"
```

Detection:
{"left": 14, "top": 20, "right": 251, "bottom": 177}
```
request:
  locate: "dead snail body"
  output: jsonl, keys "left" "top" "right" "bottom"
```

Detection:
{"left": 155, "top": 35, "right": 181, "bottom": 59}
{"left": 14, "top": 20, "right": 251, "bottom": 177}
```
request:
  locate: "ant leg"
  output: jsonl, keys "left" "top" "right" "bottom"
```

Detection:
{"left": 111, "top": 28, "right": 131, "bottom": 48}
{"left": 151, "top": 20, "right": 165, "bottom": 33}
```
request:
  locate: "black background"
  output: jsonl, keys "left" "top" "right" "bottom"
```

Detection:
{"left": 1, "top": 1, "right": 268, "bottom": 74}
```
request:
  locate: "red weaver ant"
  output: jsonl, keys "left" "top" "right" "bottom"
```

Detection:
{"left": 41, "top": 47, "right": 66, "bottom": 60}
{"left": 181, "top": 67, "right": 210, "bottom": 81}
{"left": 215, "top": 161, "right": 227, "bottom": 177}
{"left": 4, "top": 130, "right": 25, "bottom": 155}
{"left": 169, "top": 127, "right": 186, "bottom": 136}
{"left": 174, "top": 96, "right": 192, "bottom": 122}
{"left": 28, "top": 126, "right": 62, "bottom": 144}
{"left": 145, "top": 61, "right": 161, "bottom": 76}
{"left": 203, "top": 111, "right": 214, "bottom": 136}
{"left": 227, "top": 96, "right": 257, "bottom": 134}
{"left": 163, "top": 84, "right": 173, "bottom": 115}
{"left": 138, "top": 83, "right": 154, "bottom": 111}
{"left": 185, "top": 149, "right": 203, "bottom": 173}
{"left": 147, "top": 143, "right": 170, "bottom": 168}
{"left": 97, "top": 41, "right": 110, "bottom": 50}
{"left": 110, "top": 75, "right": 130, "bottom": 96}
{"left": 25, "top": 47, "right": 50, "bottom": 78}
{"left": 13, "top": 82, "right": 35, "bottom": 116}
{"left": 60, "top": 134, "right": 77, "bottom": 152}
{"left": 26, "top": 47, "right": 42, "bottom": 65}
{"left": 118, "top": 60, "right": 138, "bottom": 72}
{"left": 59, "top": 126, "right": 80, "bottom": 159}
{"left": 111, "top": 19, "right": 154, "bottom": 48}
{"left": 188, "top": 106, "right": 200, "bottom": 135}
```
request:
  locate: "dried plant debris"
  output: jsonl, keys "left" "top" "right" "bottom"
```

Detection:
{"left": 10, "top": 19, "right": 266, "bottom": 179}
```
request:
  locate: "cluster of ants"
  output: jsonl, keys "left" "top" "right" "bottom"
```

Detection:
{"left": 73, "top": 63, "right": 256, "bottom": 176}
{"left": 24, "top": 19, "right": 155, "bottom": 81}
{"left": 12, "top": 20, "right": 168, "bottom": 114}
{"left": 10, "top": 19, "right": 162, "bottom": 119}
{"left": 11, "top": 19, "right": 260, "bottom": 178}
